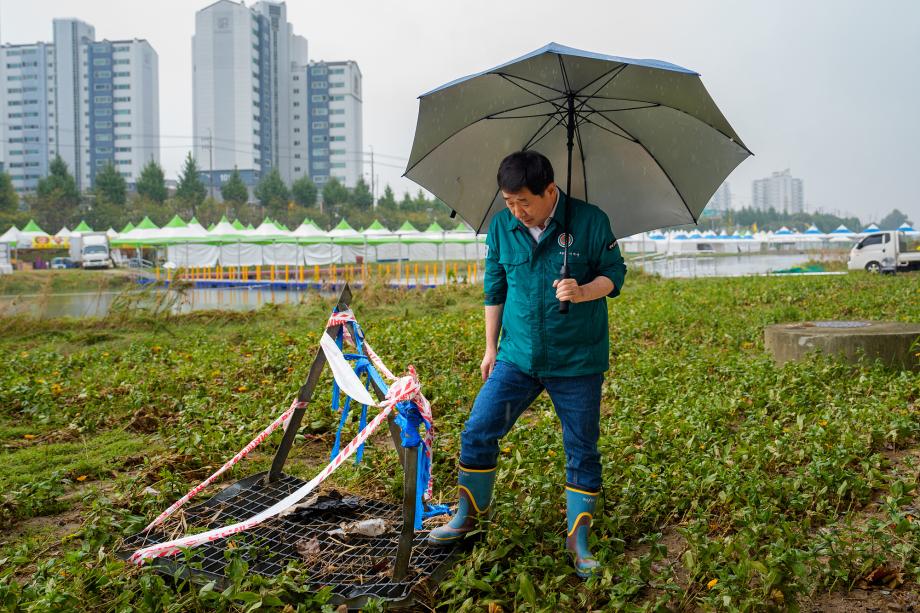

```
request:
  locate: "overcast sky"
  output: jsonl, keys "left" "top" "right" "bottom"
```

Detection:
{"left": 2, "top": 0, "right": 918, "bottom": 223}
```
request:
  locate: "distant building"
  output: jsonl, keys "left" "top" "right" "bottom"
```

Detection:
{"left": 706, "top": 181, "right": 732, "bottom": 211}
{"left": 193, "top": 0, "right": 309, "bottom": 191}
{"left": 752, "top": 169, "right": 804, "bottom": 214}
{"left": 305, "top": 60, "right": 363, "bottom": 188}
{"left": 193, "top": 0, "right": 363, "bottom": 193}
{"left": 0, "top": 19, "right": 159, "bottom": 192}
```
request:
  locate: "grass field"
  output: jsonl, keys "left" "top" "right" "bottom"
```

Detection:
{"left": 0, "top": 272, "right": 918, "bottom": 611}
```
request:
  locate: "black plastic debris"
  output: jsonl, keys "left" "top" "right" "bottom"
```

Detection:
{"left": 119, "top": 471, "right": 458, "bottom": 608}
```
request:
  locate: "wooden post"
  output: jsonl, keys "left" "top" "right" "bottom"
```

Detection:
{"left": 393, "top": 446, "right": 418, "bottom": 581}
{"left": 267, "top": 284, "right": 353, "bottom": 482}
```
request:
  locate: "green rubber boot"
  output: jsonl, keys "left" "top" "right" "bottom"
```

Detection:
{"left": 566, "top": 485, "right": 600, "bottom": 578}
{"left": 428, "top": 465, "right": 496, "bottom": 545}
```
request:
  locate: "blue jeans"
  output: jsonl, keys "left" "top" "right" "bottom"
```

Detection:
{"left": 459, "top": 360, "right": 603, "bottom": 491}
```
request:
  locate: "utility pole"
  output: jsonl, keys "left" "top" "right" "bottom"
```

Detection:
{"left": 370, "top": 146, "right": 375, "bottom": 207}
{"left": 207, "top": 128, "right": 214, "bottom": 200}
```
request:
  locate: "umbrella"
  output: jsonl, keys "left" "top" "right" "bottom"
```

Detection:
{"left": 405, "top": 42, "right": 750, "bottom": 310}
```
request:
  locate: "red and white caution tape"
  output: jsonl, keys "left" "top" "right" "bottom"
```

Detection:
{"left": 142, "top": 398, "right": 304, "bottom": 533}
{"left": 328, "top": 310, "right": 435, "bottom": 499}
{"left": 130, "top": 371, "right": 424, "bottom": 565}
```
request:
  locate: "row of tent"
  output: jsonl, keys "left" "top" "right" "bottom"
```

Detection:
{"left": 619, "top": 223, "right": 918, "bottom": 254}
{"left": 2, "top": 218, "right": 916, "bottom": 263}
{"left": 0, "top": 216, "right": 487, "bottom": 266}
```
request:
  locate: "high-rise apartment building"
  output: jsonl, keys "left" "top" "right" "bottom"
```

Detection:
{"left": 304, "top": 60, "right": 363, "bottom": 188}
{"left": 193, "top": 0, "right": 308, "bottom": 189}
{"left": 752, "top": 169, "right": 804, "bottom": 214}
{"left": 0, "top": 18, "right": 159, "bottom": 192}
{"left": 706, "top": 181, "right": 732, "bottom": 211}
{"left": 193, "top": 0, "right": 362, "bottom": 192}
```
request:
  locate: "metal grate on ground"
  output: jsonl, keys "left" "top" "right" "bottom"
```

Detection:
{"left": 119, "top": 471, "right": 458, "bottom": 606}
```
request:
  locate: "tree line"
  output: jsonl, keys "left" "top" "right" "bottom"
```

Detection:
{"left": 2, "top": 155, "right": 911, "bottom": 235}
{"left": 688, "top": 207, "right": 912, "bottom": 234}
{"left": 0, "top": 153, "right": 462, "bottom": 234}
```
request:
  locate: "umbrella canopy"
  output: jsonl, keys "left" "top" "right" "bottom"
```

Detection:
{"left": 405, "top": 42, "right": 751, "bottom": 238}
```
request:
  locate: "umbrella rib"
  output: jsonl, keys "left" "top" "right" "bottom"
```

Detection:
{"left": 577, "top": 115, "right": 637, "bottom": 143}
{"left": 524, "top": 112, "right": 568, "bottom": 151}
{"left": 482, "top": 96, "right": 568, "bottom": 120}
{"left": 494, "top": 74, "right": 568, "bottom": 117}
{"left": 405, "top": 78, "right": 566, "bottom": 176}
{"left": 490, "top": 71, "right": 566, "bottom": 96}
{"left": 583, "top": 94, "right": 753, "bottom": 156}
{"left": 487, "top": 111, "right": 566, "bottom": 120}
{"left": 573, "top": 62, "right": 628, "bottom": 98}
{"left": 580, "top": 99, "right": 697, "bottom": 224}
{"left": 582, "top": 103, "right": 660, "bottom": 113}
{"left": 571, "top": 64, "right": 628, "bottom": 121}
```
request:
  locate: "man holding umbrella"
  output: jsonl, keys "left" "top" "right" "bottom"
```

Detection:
{"left": 406, "top": 43, "right": 750, "bottom": 578}
{"left": 428, "top": 149, "right": 626, "bottom": 579}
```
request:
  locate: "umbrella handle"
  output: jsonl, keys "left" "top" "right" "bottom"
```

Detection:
{"left": 558, "top": 264, "right": 570, "bottom": 314}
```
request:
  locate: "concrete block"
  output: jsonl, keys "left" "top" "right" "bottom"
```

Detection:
{"left": 764, "top": 321, "right": 920, "bottom": 371}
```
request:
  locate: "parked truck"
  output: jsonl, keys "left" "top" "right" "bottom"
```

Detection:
{"left": 69, "top": 232, "right": 113, "bottom": 269}
{"left": 848, "top": 231, "right": 920, "bottom": 273}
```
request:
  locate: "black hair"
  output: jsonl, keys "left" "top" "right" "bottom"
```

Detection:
{"left": 496, "top": 150, "right": 554, "bottom": 196}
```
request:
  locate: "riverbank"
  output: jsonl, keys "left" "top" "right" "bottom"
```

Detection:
{"left": 0, "top": 274, "right": 918, "bottom": 610}
{"left": 0, "top": 269, "right": 137, "bottom": 296}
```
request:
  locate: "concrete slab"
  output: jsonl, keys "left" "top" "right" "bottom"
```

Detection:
{"left": 764, "top": 321, "right": 920, "bottom": 371}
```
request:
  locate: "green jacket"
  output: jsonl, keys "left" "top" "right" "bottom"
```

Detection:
{"left": 484, "top": 192, "right": 626, "bottom": 377}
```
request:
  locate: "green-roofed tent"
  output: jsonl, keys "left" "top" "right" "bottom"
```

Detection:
{"left": 119, "top": 221, "right": 136, "bottom": 233}
{"left": 231, "top": 219, "right": 245, "bottom": 230}
{"left": 21, "top": 219, "right": 45, "bottom": 233}
{"left": 17, "top": 220, "right": 49, "bottom": 248}
{"left": 73, "top": 220, "right": 93, "bottom": 233}
{"left": 110, "top": 217, "right": 161, "bottom": 246}
{"left": 164, "top": 215, "right": 188, "bottom": 228}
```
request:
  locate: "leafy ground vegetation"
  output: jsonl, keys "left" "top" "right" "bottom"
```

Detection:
{"left": 0, "top": 272, "right": 917, "bottom": 611}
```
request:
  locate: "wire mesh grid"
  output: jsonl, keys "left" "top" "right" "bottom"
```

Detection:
{"left": 119, "top": 472, "right": 457, "bottom": 603}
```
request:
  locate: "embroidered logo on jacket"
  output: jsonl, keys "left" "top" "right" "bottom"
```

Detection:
{"left": 557, "top": 233, "right": 574, "bottom": 248}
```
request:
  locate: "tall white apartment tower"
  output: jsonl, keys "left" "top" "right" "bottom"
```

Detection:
{"left": 305, "top": 60, "right": 363, "bottom": 188}
{"left": 752, "top": 169, "right": 804, "bottom": 214}
{"left": 193, "top": 0, "right": 306, "bottom": 190}
{"left": 0, "top": 18, "right": 159, "bottom": 192}
{"left": 52, "top": 18, "right": 95, "bottom": 190}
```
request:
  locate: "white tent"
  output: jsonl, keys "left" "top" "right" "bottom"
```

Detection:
{"left": 0, "top": 226, "right": 19, "bottom": 245}
{"left": 292, "top": 220, "right": 339, "bottom": 266}
{"left": 55, "top": 226, "right": 72, "bottom": 239}
{"left": 16, "top": 220, "right": 50, "bottom": 248}
{"left": 161, "top": 216, "right": 220, "bottom": 267}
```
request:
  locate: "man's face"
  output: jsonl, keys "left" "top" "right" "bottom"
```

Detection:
{"left": 501, "top": 183, "right": 557, "bottom": 228}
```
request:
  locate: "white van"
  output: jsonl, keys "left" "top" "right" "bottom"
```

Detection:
{"left": 848, "top": 231, "right": 920, "bottom": 273}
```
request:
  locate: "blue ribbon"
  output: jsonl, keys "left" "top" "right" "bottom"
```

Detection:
{"left": 326, "top": 309, "right": 449, "bottom": 529}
